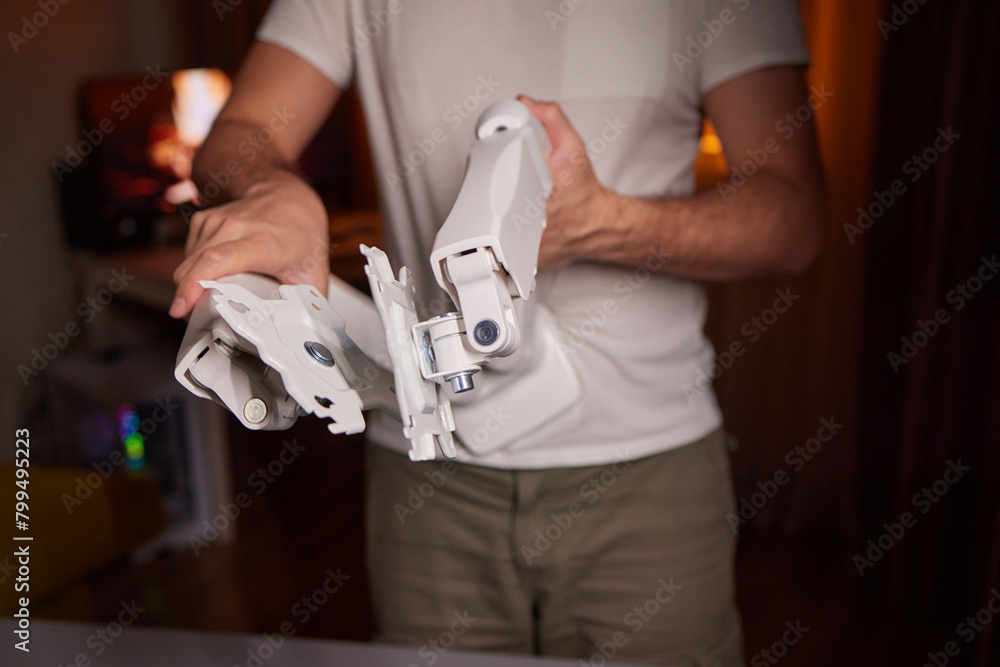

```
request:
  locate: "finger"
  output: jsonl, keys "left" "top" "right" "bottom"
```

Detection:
{"left": 169, "top": 283, "right": 200, "bottom": 320}
{"left": 171, "top": 238, "right": 267, "bottom": 318}
{"left": 184, "top": 209, "right": 204, "bottom": 255}
{"left": 184, "top": 206, "right": 223, "bottom": 255}
{"left": 172, "top": 230, "right": 331, "bottom": 318}
{"left": 185, "top": 206, "right": 244, "bottom": 257}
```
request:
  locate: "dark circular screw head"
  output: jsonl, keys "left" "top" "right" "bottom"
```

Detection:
{"left": 305, "top": 341, "right": 335, "bottom": 367}
{"left": 473, "top": 319, "right": 500, "bottom": 346}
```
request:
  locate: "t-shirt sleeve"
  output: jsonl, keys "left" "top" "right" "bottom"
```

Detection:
{"left": 700, "top": 0, "right": 810, "bottom": 94}
{"left": 256, "top": 0, "right": 354, "bottom": 88}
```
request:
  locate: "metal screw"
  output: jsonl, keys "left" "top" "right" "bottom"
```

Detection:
{"left": 473, "top": 319, "right": 500, "bottom": 346}
{"left": 305, "top": 341, "right": 335, "bottom": 367}
{"left": 447, "top": 372, "right": 475, "bottom": 394}
{"left": 243, "top": 398, "right": 267, "bottom": 425}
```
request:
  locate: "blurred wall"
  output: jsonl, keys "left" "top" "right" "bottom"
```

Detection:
{"left": 0, "top": 0, "right": 180, "bottom": 456}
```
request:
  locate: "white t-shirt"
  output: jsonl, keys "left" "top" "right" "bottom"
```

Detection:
{"left": 258, "top": 0, "right": 810, "bottom": 468}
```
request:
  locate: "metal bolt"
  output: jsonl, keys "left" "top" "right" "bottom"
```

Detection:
{"left": 215, "top": 340, "right": 241, "bottom": 358}
{"left": 473, "top": 319, "right": 500, "bottom": 346}
{"left": 305, "top": 341, "right": 335, "bottom": 367}
{"left": 243, "top": 398, "right": 267, "bottom": 425}
{"left": 448, "top": 372, "right": 475, "bottom": 394}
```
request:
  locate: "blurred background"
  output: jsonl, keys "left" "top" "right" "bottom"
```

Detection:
{"left": 0, "top": 0, "right": 997, "bottom": 665}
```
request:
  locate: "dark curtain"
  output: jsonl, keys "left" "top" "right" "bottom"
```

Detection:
{"left": 858, "top": 0, "right": 1000, "bottom": 660}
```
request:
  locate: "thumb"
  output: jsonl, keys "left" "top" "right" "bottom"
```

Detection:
{"left": 518, "top": 95, "right": 584, "bottom": 167}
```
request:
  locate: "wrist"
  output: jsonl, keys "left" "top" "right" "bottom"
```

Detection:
{"left": 244, "top": 168, "right": 307, "bottom": 198}
{"left": 247, "top": 172, "right": 327, "bottom": 229}
{"left": 585, "top": 186, "right": 632, "bottom": 262}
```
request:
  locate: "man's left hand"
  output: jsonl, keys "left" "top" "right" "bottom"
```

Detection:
{"left": 518, "top": 95, "right": 616, "bottom": 272}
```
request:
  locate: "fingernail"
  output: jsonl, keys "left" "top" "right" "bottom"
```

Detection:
{"left": 169, "top": 296, "right": 186, "bottom": 318}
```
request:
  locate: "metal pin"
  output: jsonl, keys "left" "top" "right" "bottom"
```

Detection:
{"left": 243, "top": 398, "right": 268, "bottom": 425}
{"left": 447, "top": 372, "right": 475, "bottom": 393}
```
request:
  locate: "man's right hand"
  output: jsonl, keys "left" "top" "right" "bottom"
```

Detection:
{"left": 166, "top": 41, "right": 342, "bottom": 319}
{"left": 170, "top": 170, "right": 330, "bottom": 319}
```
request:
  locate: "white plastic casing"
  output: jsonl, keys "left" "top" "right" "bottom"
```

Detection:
{"left": 429, "top": 99, "right": 553, "bottom": 357}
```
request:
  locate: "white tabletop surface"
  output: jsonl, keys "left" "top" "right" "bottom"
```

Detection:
{"left": 0, "top": 619, "right": 645, "bottom": 666}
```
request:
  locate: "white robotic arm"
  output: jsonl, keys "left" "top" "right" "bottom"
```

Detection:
{"left": 429, "top": 99, "right": 552, "bottom": 361}
{"left": 175, "top": 100, "right": 561, "bottom": 461}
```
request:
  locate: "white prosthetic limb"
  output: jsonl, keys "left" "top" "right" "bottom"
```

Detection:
{"left": 175, "top": 273, "right": 397, "bottom": 436}
{"left": 427, "top": 98, "right": 553, "bottom": 371}
{"left": 175, "top": 99, "right": 580, "bottom": 461}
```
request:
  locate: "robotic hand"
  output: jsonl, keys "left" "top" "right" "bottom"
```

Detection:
{"left": 175, "top": 100, "right": 573, "bottom": 461}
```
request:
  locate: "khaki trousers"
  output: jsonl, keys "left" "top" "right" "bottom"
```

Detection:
{"left": 365, "top": 429, "right": 744, "bottom": 666}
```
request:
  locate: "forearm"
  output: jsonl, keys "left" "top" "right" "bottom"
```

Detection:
{"left": 172, "top": 117, "right": 330, "bottom": 317}
{"left": 170, "top": 41, "right": 342, "bottom": 318}
{"left": 524, "top": 68, "right": 827, "bottom": 280}
{"left": 585, "top": 170, "right": 824, "bottom": 280}
{"left": 191, "top": 118, "right": 311, "bottom": 205}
